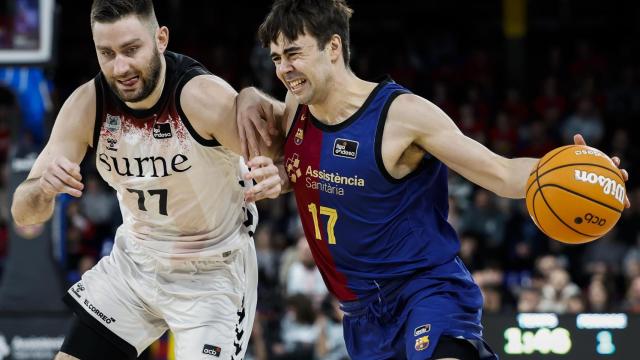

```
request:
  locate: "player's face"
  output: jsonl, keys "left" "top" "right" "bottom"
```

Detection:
{"left": 92, "top": 15, "right": 165, "bottom": 103}
{"left": 270, "top": 33, "right": 333, "bottom": 105}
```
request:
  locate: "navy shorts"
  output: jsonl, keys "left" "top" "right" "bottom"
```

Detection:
{"left": 340, "top": 257, "right": 498, "bottom": 360}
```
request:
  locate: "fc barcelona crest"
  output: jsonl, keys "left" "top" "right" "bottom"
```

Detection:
{"left": 294, "top": 128, "right": 304, "bottom": 145}
{"left": 415, "top": 336, "right": 429, "bottom": 351}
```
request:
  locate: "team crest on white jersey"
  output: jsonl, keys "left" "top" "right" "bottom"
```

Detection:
{"left": 106, "top": 114, "right": 121, "bottom": 132}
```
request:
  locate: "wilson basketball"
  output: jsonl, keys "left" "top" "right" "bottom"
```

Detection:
{"left": 525, "top": 145, "right": 626, "bottom": 244}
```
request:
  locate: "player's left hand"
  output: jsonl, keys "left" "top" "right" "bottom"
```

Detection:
{"left": 244, "top": 156, "right": 282, "bottom": 202}
{"left": 237, "top": 88, "right": 279, "bottom": 160}
{"left": 574, "top": 134, "right": 631, "bottom": 208}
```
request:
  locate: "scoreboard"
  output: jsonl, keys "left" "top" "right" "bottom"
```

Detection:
{"left": 484, "top": 313, "right": 638, "bottom": 359}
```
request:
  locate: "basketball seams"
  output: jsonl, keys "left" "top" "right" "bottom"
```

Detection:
{"left": 525, "top": 145, "right": 624, "bottom": 197}
{"left": 539, "top": 184, "right": 623, "bottom": 214}
{"left": 526, "top": 145, "right": 574, "bottom": 197}
{"left": 532, "top": 187, "right": 597, "bottom": 240}
{"left": 535, "top": 145, "right": 574, "bottom": 173}
{"left": 526, "top": 145, "right": 623, "bottom": 244}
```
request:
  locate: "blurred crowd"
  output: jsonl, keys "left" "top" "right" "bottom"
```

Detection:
{"left": 1, "top": 1, "right": 640, "bottom": 359}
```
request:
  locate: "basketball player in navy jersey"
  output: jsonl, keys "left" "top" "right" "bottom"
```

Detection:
{"left": 10, "top": 1, "right": 283, "bottom": 359}
{"left": 237, "top": 0, "right": 631, "bottom": 359}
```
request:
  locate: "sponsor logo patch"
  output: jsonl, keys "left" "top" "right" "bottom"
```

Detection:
{"left": 153, "top": 122, "right": 172, "bottom": 139}
{"left": 286, "top": 153, "right": 302, "bottom": 183}
{"left": 333, "top": 138, "right": 358, "bottom": 159}
{"left": 106, "top": 137, "right": 118, "bottom": 151}
{"left": 202, "top": 344, "right": 221, "bottom": 357}
{"left": 414, "top": 324, "right": 431, "bottom": 337}
{"left": 415, "top": 335, "right": 430, "bottom": 351}
{"left": 82, "top": 299, "right": 116, "bottom": 324}
{"left": 70, "top": 282, "right": 85, "bottom": 298}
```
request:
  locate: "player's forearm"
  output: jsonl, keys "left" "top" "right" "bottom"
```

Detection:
{"left": 11, "top": 178, "right": 56, "bottom": 226}
{"left": 500, "top": 157, "right": 539, "bottom": 199}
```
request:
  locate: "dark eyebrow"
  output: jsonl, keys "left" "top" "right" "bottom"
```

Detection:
{"left": 283, "top": 46, "right": 303, "bottom": 55}
{"left": 96, "top": 38, "right": 142, "bottom": 52}
{"left": 119, "top": 39, "right": 142, "bottom": 49}
{"left": 270, "top": 45, "right": 303, "bottom": 60}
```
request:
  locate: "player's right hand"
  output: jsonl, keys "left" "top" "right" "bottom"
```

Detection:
{"left": 236, "top": 87, "right": 279, "bottom": 160}
{"left": 39, "top": 156, "right": 84, "bottom": 198}
{"left": 574, "top": 134, "right": 630, "bottom": 208}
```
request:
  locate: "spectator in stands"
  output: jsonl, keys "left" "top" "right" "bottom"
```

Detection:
{"left": 273, "top": 294, "right": 319, "bottom": 360}
{"left": 517, "top": 287, "right": 542, "bottom": 312}
{"left": 314, "top": 295, "right": 349, "bottom": 360}
{"left": 539, "top": 268, "right": 581, "bottom": 313}
{"left": 586, "top": 279, "right": 612, "bottom": 312}
{"left": 460, "top": 189, "right": 506, "bottom": 251}
{"left": 285, "top": 236, "right": 328, "bottom": 306}
{"left": 561, "top": 97, "right": 604, "bottom": 147}
{"left": 623, "top": 276, "right": 640, "bottom": 313}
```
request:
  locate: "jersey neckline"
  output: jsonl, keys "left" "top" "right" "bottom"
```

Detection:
{"left": 308, "top": 77, "right": 391, "bottom": 132}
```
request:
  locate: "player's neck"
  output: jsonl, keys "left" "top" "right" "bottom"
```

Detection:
{"left": 308, "top": 70, "right": 376, "bottom": 126}
{"left": 125, "top": 56, "right": 167, "bottom": 110}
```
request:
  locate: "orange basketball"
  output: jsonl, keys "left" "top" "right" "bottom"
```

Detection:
{"left": 525, "top": 145, "right": 626, "bottom": 244}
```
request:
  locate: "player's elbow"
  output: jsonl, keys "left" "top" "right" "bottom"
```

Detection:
{"left": 11, "top": 204, "right": 30, "bottom": 227}
{"left": 11, "top": 199, "right": 49, "bottom": 227}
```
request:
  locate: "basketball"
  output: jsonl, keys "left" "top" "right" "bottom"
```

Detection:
{"left": 525, "top": 145, "right": 626, "bottom": 244}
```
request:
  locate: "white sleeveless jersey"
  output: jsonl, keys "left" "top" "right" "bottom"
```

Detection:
{"left": 92, "top": 51, "right": 256, "bottom": 259}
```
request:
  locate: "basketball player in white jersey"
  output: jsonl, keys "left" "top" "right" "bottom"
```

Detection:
{"left": 10, "top": 1, "right": 282, "bottom": 359}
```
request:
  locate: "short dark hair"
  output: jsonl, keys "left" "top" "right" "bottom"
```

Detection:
{"left": 90, "top": 0, "right": 157, "bottom": 27}
{"left": 258, "top": 0, "right": 354, "bottom": 65}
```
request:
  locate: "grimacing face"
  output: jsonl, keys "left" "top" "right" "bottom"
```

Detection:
{"left": 270, "top": 33, "right": 333, "bottom": 105}
{"left": 92, "top": 15, "right": 163, "bottom": 103}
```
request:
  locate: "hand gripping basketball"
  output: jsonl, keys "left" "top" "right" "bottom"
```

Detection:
{"left": 525, "top": 144, "right": 626, "bottom": 244}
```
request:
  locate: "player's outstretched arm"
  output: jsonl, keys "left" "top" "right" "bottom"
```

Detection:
{"left": 574, "top": 134, "right": 630, "bottom": 208}
{"left": 388, "top": 93, "right": 537, "bottom": 199}
{"left": 390, "top": 94, "right": 631, "bottom": 202}
{"left": 11, "top": 82, "right": 95, "bottom": 225}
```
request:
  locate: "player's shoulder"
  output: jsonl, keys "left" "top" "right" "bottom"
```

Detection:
{"left": 181, "top": 74, "right": 235, "bottom": 104}
{"left": 62, "top": 80, "right": 97, "bottom": 118}
{"left": 386, "top": 92, "right": 429, "bottom": 122}
{"left": 54, "top": 79, "right": 96, "bottom": 146}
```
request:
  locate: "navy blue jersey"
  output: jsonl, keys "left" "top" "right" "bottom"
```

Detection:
{"left": 283, "top": 79, "right": 462, "bottom": 301}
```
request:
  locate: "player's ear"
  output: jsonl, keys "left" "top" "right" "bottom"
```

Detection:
{"left": 156, "top": 26, "right": 169, "bottom": 53}
{"left": 328, "top": 34, "right": 342, "bottom": 64}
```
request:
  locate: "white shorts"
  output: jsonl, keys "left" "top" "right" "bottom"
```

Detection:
{"left": 64, "top": 231, "right": 258, "bottom": 359}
